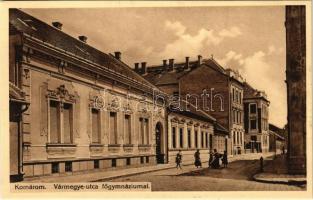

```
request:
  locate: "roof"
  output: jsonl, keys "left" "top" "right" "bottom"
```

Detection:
{"left": 269, "top": 130, "right": 285, "bottom": 141}
{"left": 141, "top": 58, "right": 229, "bottom": 86}
{"left": 9, "top": 9, "right": 158, "bottom": 89}
{"left": 142, "top": 60, "right": 199, "bottom": 86}
{"left": 243, "top": 82, "right": 269, "bottom": 102}
{"left": 269, "top": 123, "right": 286, "bottom": 140}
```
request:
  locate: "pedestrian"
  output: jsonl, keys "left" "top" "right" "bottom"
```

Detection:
{"left": 282, "top": 146, "right": 285, "bottom": 155}
{"left": 211, "top": 149, "right": 220, "bottom": 169}
{"left": 194, "top": 149, "right": 202, "bottom": 168}
{"left": 208, "top": 150, "right": 214, "bottom": 168}
{"left": 222, "top": 150, "right": 228, "bottom": 168}
{"left": 175, "top": 150, "right": 182, "bottom": 169}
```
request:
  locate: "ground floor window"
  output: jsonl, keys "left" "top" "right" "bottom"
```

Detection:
{"left": 172, "top": 127, "right": 176, "bottom": 148}
{"left": 195, "top": 130, "right": 198, "bottom": 148}
{"left": 179, "top": 128, "right": 183, "bottom": 148}
{"left": 49, "top": 100, "right": 73, "bottom": 144}
{"left": 187, "top": 129, "right": 191, "bottom": 148}
{"left": 51, "top": 163, "right": 59, "bottom": 174}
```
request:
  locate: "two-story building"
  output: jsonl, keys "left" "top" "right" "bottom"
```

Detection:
{"left": 135, "top": 56, "right": 245, "bottom": 155}
{"left": 243, "top": 82, "right": 270, "bottom": 153}
{"left": 9, "top": 9, "right": 167, "bottom": 180}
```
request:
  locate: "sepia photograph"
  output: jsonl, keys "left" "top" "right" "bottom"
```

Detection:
{"left": 1, "top": 1, "right": 311, "bottom": 197}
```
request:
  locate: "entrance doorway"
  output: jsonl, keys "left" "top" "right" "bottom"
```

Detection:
{"left": 155, "top": 122, "right": 164, "bottom": 164}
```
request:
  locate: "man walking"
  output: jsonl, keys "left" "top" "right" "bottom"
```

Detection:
{"left": 175, "top": 150, "right": 182, "bottom": 169}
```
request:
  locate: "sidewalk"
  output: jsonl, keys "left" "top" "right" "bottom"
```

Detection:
{"left": 23, "top": 152, "right": 274, "bottom": 183}
{"left": 253, "top": 154, "right": 306, "bottom": 185}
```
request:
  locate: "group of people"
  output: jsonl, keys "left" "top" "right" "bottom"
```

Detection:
{"left": 175, "top": 149, "right": 228, "bottom": 169}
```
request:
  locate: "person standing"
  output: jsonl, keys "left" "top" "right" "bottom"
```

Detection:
{"left": 222, "top": 150, "right": 228, "bottom": 168}
{"left": 175, "top": 150, "right": 182, "bottom": 169}
{"left": 212, "top": 149, "right": 220, "bottom": 169}
{"left": 208, "top": 150, "right": 214, "bottom": 168}
{"left": 194, "top": 149, "right": 202, "bottom": 168}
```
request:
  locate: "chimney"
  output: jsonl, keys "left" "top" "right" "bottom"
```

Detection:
{"left": 114, "top": 51, "right": 121, "bottom": 60}
{"left": 163, "top": 59, "right": 167, "bottom": 70}
{"left": 169, "top": 58, "right": 174, "bottom": 71}
{"left": 141, "top": 62, "right": 147, "bottom": 74}
{"left": 78, "top": 35, "right": 87, "bottom": 43}
{"left": 134, "top": 63, "right": 139, "bottom": 73}
{"left": 198, "top": 55, "right": 202, "bottom": 66}
{"left": 185, "top": 56, "right": 190, "bottom": 69}
{"left": 52, "top": 22, "right": 63, "bottom": 30}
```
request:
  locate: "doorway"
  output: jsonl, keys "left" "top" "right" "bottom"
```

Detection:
{"left": 155, "top": 122, "right": 164, "bottom": 164}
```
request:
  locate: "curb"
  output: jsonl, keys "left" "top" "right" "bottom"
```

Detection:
{"left": 92, "top": 165, "right": 176, "bottom": 182}
{"left": 252, "top": 175, "right": 307, "bottom": 186}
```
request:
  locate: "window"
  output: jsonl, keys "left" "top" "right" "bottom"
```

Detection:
{"left": 145, "top": 119, "right": 149, "bottom": 144}
{"left": 195, "top": 130, "right": 198, "bottom": 148}
{"left": 179, "top": 128, "right": 183, "bottom": 148}
{"left": 91, "top": 109, "right": 100, "bottom": 144}
{"left": 50, "top": 101, "right": 60, "bottom": 143}
{"left": 209, "top": 134, "right": 213, "bottom": 149}
{"left": 94, "top": 160, "right": 99, "bottom": 169}
{"left": 235, "top": 90, "right": 239, "bottom": 103}
{"left": 232, "top": 88, "right": 235, "bottom": 101}
{"left": 51, "top": 163, "right": 59, "bottom": 174}
{"left": 65, "top": 162, "right": 72, "bottom": 172}
{"left": 206, "top": 133, "right": 209, "bottom": 148}
{"left": 110, "top": 112, "right": 117, "bottom": 144}
{"left": 250, "top": 119, "right": 257, "bottom": 130}
{"left": 187, "top": 129, "right": 191, "bottom": 148}
{"left": 49, "top": 101, "right": 73, "bottom": 144}
{"left": 63, "top": 104, "right": 73, "bottom": 143}
{"left": 139, "top": 118, "right": 149, "bottom": 145}
{"left": 236, "top": 111, "right": 239, "bottom": 124}
{"left": 126, "top": 158, "right": 131, "bottom": 166}
{"left": 172, "top": 127, "right": 176, "bottom": 148}
{"left": 201, "top": 132, "right": 204, "bottom": 148}
{"left": 140, "top": 157, "right": 144, "bottom": 164}
{"left": 239, "top": 92, "right": 242, "bottom": 104}
{"left": 112, "top": 159, "right": 116, "bottom": 167}
{"left": 233, "top": 110, "right": 236, "bottom": 123}
{"left": 124, "top": 115, "right": 131, "bottom": 144}
{"left": 250, "top": 104, "right": 257, "bottom": 114}
{"left": 146, "top": 156, "right": 149, "bottom": 163}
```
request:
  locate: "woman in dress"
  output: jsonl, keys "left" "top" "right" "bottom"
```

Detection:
{"left": 194, "top": 149, "right": 202, "bottom": 168}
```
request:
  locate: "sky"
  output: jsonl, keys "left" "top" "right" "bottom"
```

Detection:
{"left": 22, "top": 6, "right": 287, "bottom": 128}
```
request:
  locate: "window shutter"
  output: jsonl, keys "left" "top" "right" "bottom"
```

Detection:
{"left": 73, "top": 95, "right": 80, "bottom": 138}
{"left": 40, "top": 83, "right": 48, "bottom": 137}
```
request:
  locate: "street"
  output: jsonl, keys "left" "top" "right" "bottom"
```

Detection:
{"left": 109, "top": 160, "right": 305, "bottom": 191}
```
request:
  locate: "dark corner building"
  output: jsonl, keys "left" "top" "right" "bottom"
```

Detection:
{"left": 285, "top": 5, "right": 306, "bottom": 174}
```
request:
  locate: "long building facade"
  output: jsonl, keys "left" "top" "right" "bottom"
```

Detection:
{"left": 9, "top": 9, "right": 167, "bottom": 179}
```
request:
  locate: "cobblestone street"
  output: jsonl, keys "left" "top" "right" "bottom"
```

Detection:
{"left": 109, "top": 160, "right": 306, "bottom": 191}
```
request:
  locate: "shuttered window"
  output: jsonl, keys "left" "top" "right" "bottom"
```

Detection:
{"left": 110, "top": 112, "right": 117, "bottom": 144}
{"left": 92, "top": 109, "right": 100, "bottom": 144}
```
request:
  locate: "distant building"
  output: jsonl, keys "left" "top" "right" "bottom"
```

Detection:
{"left": 243, "top": 82, "right": 270, "bottom": 153}
{"left": 9, "top": 9, "right": 167, "bottom": 180}
{"left": 135, "top": 56, "right": 245, "bottom": 156}
{"left": 268, "top": 124, "right": 286, "bottom": 154}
